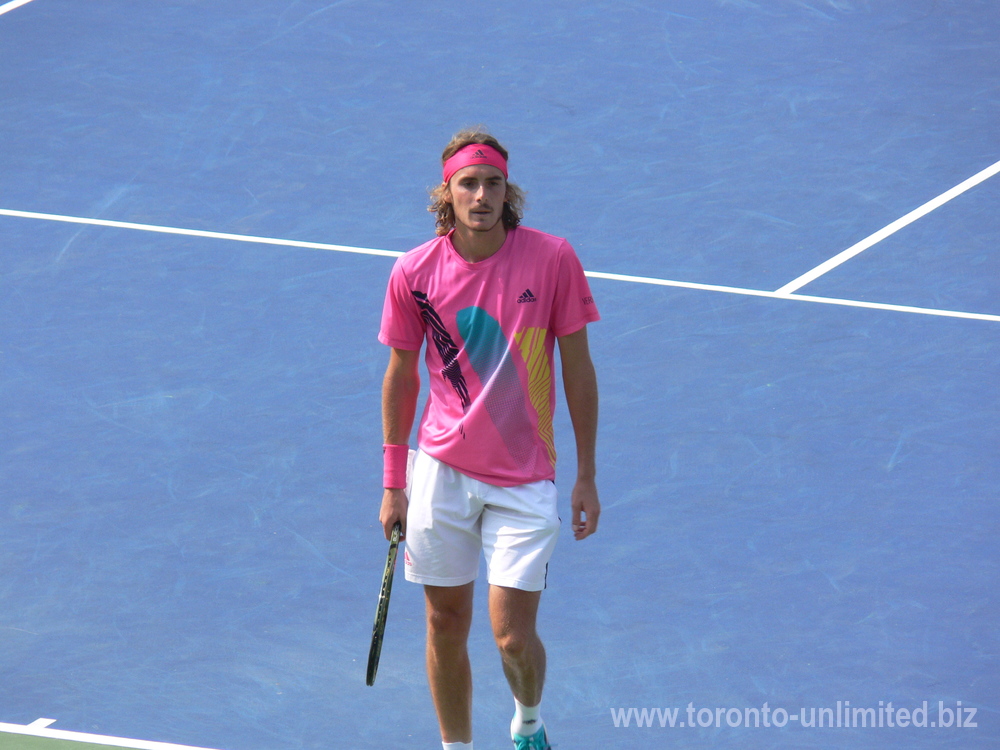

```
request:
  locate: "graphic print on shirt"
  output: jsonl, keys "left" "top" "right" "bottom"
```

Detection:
{"left": 513, "top": 327, "right": 556, "bottom": 466}
{"left": 411, "top": 291, "right": 471, "bottom": 409}
{"left": 456, "top": 306, "right": 537, "bottom": 469}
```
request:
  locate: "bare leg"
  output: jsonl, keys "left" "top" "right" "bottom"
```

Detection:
{"left": 425, "top": 583, "right": 475, "bottom": 744}
{"left": 488, "top": 585, "right": 545, "bottom": 706}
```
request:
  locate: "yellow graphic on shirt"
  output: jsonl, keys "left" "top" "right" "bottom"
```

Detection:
{"left": 514, "top": 327, "right": 556, "bottom": 467}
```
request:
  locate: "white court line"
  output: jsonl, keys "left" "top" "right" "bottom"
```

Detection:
{"left": 2, "top": 207, "right": 998, "bottom": 324}
{"left": 0, "top": 0, "right": 35, "bottom": 16}
{"left": 587, "top": 270, "right": 1000, "bottom": 323}
{"left": 0, "top": 720, "right": 224, "bottom": 750}
{"left": 0, "top": 208, "right": 401, "bottom": 258}
{"left": 775, "top": 158, "right": 1000, "bottom": 295}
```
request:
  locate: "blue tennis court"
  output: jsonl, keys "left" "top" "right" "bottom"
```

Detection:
{"left": 1, "top": 1, "right": 997, "bottom": 748}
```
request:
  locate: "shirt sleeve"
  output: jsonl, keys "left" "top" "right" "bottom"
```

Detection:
{"left": 378, "top": 258, "right": 425, "bottom": 350}
{"left": 550, "top": 241, "right": 600, "bottom": 337}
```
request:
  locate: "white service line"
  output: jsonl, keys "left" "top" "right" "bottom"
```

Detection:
{"left": 586, "top": 270, "right": 1000, "bottom": 323}
{"left": 0, "top": 720, "right": 224, "bottom": 750}
{"left": 775, "top": 158, "right": 1000, "bottom": 295}
{"left": 2, "top": 207, "right": 998, "bottom": 323}
{"left": 0, "top": 208, "right": 401, "bottom": 258}
{"left": 0, "top": 0, "right": 35, "bottom": 16}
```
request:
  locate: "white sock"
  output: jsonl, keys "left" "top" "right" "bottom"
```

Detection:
{"left": 511, "top": 698, "right": 542, "bottom": 737}
{"left": 442, "top": 742, "right": 473, "bottom": 749}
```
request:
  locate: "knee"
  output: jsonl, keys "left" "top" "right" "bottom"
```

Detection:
{"left": 427, "top": 602, "right": 472, "bottom": 642}
{"left": 494, "top": 626, "right": 535, "bottom": 660}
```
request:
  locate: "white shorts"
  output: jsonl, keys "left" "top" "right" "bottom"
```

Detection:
{"left": 403, "top": 451, "right": 560, "bottom": 592}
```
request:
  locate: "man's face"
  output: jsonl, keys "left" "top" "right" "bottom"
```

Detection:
{"left": 445, "top": 165, "right": 507, "bottom": 234}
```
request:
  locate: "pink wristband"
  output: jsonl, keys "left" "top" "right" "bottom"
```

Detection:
{"left": 383, "top": 444, "right": 409, "bottom": 489}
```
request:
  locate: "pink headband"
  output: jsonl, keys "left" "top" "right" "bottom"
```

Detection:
{"left": 442, "top": 143, "right": 508, "bottom": 185}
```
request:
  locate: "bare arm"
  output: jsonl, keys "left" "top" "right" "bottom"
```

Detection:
{"left": 379, "top": 347, "right": 420, "bottom": 539}
{"left": 558, "top": 326, "right": 600, "bottom": 540}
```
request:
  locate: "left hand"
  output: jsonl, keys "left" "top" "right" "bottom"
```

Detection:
{"left": 571, "top": 477, "right": 601, "bottom": 540}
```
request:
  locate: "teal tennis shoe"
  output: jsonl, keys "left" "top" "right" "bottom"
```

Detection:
{"left": 512, "top": 726, "right": 551, "bottom": 750}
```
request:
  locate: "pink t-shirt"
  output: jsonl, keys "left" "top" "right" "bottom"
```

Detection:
{"left": 379, "top": 226, "right": 599, "bottom": 486}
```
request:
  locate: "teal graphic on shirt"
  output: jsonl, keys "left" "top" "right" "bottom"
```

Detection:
{"left": 456, "top": 306, "right": 535, "bottom": 468}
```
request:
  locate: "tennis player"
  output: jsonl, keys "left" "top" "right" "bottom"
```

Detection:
{"left": 378, "top": 127, "right": 600, "bottom": 750}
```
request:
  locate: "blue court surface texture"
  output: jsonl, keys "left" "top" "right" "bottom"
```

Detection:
{"left": 1, "top": 1, "right": 997, "bottom": 749}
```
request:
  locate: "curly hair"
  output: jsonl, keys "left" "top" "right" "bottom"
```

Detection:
{"left": 428, "top": 127, "right": 525, "bottom": 236}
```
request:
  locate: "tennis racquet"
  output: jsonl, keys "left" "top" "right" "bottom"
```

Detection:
{"left": 366, "top": 520, "right": 401, "bottom": 686}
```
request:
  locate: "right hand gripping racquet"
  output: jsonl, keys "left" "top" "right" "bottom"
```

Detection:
{"left": 366, "top": 521, "right": 401, "bottom": 686}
